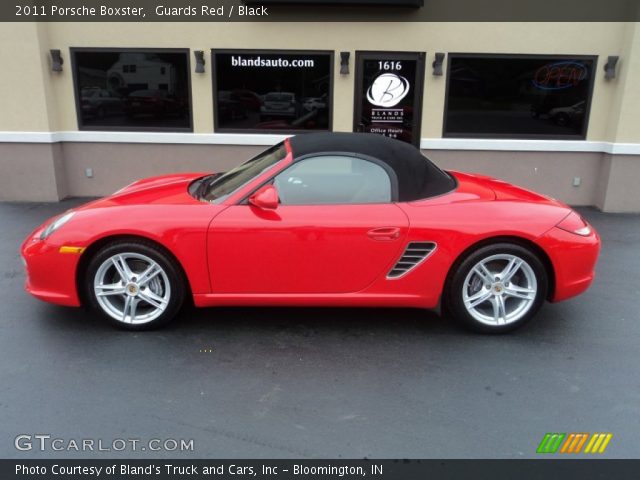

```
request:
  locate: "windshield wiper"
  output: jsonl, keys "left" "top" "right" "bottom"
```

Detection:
{"left": 196, "top": 173, "right": 221, "bottom": 199}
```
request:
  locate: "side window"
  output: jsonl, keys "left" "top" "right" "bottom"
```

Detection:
{"left": 274, "top": 155, "right": 392, "bottom": 205}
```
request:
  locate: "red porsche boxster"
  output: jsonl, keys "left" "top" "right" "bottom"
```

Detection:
{"left": 21, "top": 133, "right": 600, "bottom": 333}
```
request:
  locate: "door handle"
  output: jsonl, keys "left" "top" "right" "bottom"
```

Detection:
{"left": 367, "top": 227, "right": 401, "bottom": 241}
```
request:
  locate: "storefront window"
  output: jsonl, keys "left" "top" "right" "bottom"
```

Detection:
{"left": 212, "top": 50, "right": 333, "bottom": 132}
{"left": 444, "top": 55, "right": 596, "bottom": 139}
{"left": 71, "top": 49, "right": 192, "bottom": 131}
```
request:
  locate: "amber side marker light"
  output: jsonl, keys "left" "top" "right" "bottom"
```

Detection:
{"left": 59, "top": 246, "right": 86, "bottom": 254}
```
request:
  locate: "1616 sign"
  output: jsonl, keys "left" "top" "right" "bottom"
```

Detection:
{"left": 355, "top": 52, "right": 425, "bottom": 147}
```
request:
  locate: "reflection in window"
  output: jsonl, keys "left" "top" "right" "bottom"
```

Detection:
{"left": 274, "top": 155, "right": 391, "bottom": 205}
{"left": 72, "top": 50, "right": 191, "bottom": 130}
{"left": 444, "top": 55, "right": 595, "bottom": 139}
{"left": 213, "top": 51, "right": 332, "bottom": 132}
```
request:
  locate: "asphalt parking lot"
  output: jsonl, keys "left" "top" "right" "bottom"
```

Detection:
{"left": 1, "top": 199, "right": 639, "bottom": 459}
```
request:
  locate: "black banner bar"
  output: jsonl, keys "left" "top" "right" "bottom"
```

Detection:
{"left": 3, "top": 459, "right": 640, "bottom": 480}
{"left": 3, "top": 0, "right": 640, "bottom": 22}
{"left": 243, "top": 0, "right": 425, "bottom": 6}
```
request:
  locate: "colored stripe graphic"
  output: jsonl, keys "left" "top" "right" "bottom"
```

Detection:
{"left": 537, "top": 433, "right": 613, "bottom": 454}
{"left": 560, "top": 433, "right": 589, "bottom": 453}
{"left": 537, "top": 433, "right": 566, "bottom": 453}
{"left": 584, "top": 433, "right": 613, "bottom": 454}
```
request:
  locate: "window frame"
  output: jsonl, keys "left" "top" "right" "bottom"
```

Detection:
{"left": 211, "top": 48, "right": 334, "bottom": 134}
{"left": 241, "top": 151, "right": 399, "bottom": 206}
{"left": 70, "top": 47, "right": 194, "bottom": 132}
{"left": 442, "top": 53, "right": 598, "bottom": 140}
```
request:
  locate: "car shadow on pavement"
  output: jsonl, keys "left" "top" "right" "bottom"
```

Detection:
{"left": 32, "top": 299, "right": 573, "bottom": 341}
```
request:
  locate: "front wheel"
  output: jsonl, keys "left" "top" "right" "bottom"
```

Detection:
{"left": 445, "top": 243, "right": 548, "bottom": 333}
{"left": 84, "top": 240, "right": 186, "bottom": 330}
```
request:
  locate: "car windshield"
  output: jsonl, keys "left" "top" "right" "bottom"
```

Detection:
{"left": 201, "top": 142, "right": 288, "bottom": 203}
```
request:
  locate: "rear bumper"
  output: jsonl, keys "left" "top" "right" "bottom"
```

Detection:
{"left": 21, "top": 230, "right": 82, "bottom": 307}
{"left": 538, "top": 225, "right": 601, "bottom": 302}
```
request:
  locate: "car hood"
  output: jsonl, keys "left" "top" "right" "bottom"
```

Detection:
{"left": 77, "top": 173, "right": 209, "bottom": 209}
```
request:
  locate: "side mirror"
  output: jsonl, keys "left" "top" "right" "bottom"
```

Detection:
{"left": 249, "top": 184, "right": 279, "bottom": 210}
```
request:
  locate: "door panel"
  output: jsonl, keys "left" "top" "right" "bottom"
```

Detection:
{"left": 208, "top": 204, "right": 409, "bottom": 294}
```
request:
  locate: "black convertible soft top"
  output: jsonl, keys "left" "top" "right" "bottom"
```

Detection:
{"left": 288, "top": 132, "right": 456, "bottom": 202}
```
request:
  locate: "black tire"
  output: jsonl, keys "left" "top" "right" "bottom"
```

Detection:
{"left": 84, "top": 239, "right": 186, "bottom": 331}
{"left": 444, "top": 243, "right": 548, "bottom": 334}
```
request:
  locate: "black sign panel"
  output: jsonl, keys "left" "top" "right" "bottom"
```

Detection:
{"left": 245, "top": 0, "right": 424, "bottom": 5}
{"left": 354, "top": 51, "right": 425, "bottom": 147}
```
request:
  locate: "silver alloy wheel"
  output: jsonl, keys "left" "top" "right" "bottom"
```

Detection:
{"left": 462, "top": 253, "right": 537, "bottom": 327}
{"left": 93, "top": 252, "right": 171, "bottom": 325}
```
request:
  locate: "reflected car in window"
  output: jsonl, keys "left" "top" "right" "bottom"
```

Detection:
{"left": 232, "top": 89, "right": 263, "bottom": 111}
{"left": 302, "top": 94, "right": 327, "bottom": 113}
{"left": 547, "top": 101, "right": 586, "bottom": 127}
{"left": 21, "top": 133, "right": 600, "bottom": 334}
{"left": 80, "top": 88, "right": 123, "bottom": 119}
{"left": 260, "top": 92, "right": 299, "bottom": 120}
{"left": 124, "top": 90, "right": 186, "bottom": 118}
{"left": 217, "top": 91, "right": 248, "bottom": 121}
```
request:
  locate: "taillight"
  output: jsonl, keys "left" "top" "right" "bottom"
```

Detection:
{"left": 556, "top": 211, "right": 592, "bottom": 236}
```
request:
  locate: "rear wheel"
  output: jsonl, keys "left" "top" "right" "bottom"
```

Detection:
{"left": 445, "top": 243, "right": 548, "bottom": 333}
{"left": 84, "top": 240, "right": 185, "bottom": 330}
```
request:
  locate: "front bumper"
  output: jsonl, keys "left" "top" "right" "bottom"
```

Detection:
{"left": 538, "top": 225, "right": 601, "bottom": 302}
{"left": 21, "top": 228, "right": 83, "bottom": 307}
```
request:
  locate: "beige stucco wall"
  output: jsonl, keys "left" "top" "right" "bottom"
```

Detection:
{"left": 61, "top": 143, "right": 262, "bottom": 196}
{"left": 0, "top": 22, "right": 635, "bottom": 142}
{"left": 0, "top": 143, "right": 66, "bottom": 201}
{"left": 595, "top": 154, "right": 640, "bottom": 212}
{"left": 426, "top": 150, "right": 604, "bottom": 206}
{"left": 605, "top": 22, "right": 640, "bottom": 143}
{"left": 0, "top": 23, "right": 51, "bottom": 131}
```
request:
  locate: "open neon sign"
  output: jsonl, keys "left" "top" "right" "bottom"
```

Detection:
{"left": 532, "top": 61, "right": 588, "bottom": 90}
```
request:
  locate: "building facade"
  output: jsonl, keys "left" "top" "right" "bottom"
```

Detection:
{"left": 1, "top": 21, "right": 639, "bottom": 211}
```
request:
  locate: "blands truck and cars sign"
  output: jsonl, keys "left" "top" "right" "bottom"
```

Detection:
{"left": 356, "top": 53, "right": 424, "bottom": 146}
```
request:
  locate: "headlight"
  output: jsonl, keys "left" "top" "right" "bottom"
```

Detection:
{"left": 39, "top": 211, "right": 75, "bottom": 240}
{"left": 556, "top": 211, "right": 592, "bottom": 236}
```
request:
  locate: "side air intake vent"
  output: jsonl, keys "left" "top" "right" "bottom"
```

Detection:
{"left": 387, "top": 242, "right": 437, "bottom": 279}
